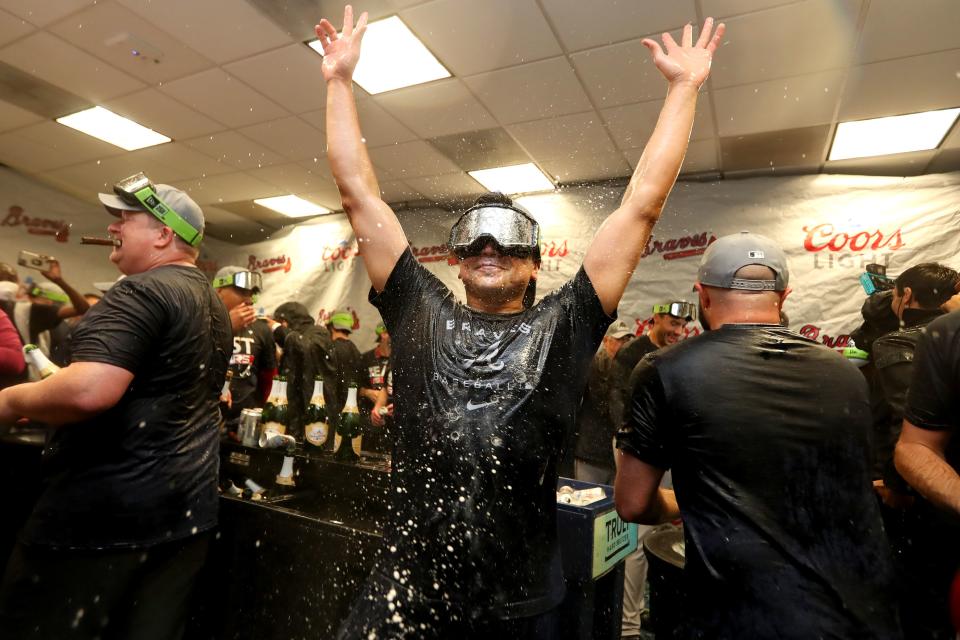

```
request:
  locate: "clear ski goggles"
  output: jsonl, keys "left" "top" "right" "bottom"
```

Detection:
{"left": 449, "top": 204, "right": 540, "bottom": 260}
{"left": 113, "top": 173, "right": 203, "bottom": 246}
{"left": 213, "top": 271, "right": 262, "bottom": 294}
{"left": 653, "top": 301, "right": 697, "bottom": 321}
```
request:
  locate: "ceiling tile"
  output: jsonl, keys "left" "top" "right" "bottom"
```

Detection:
{"left": 858, "top": 0, "right": 960, "bottom": 64}
{"left": 464, "top": 57, "right": 593, "bottom": 125}
{"left": 507, "top": 111, "right": 618, "bottom": 162}
{"left": 16, "top": 120, "right": 127, "bottom": 166}
{"left": 0, "top": 0, "right": 93, "bottom": 27}
{"left": 379, "top": 180, "right": 422, "bottom": 204}
{"left": 224, "top": 43, "right": 326, "bottom": 115}
{"left": 824, "top": 150, "right": 937, "bottom": 176}
{"left": 429, "top": 128, "right": 530, "bottom": 172}
{"left": 118, "top": 0, "right": 293, "bottom": 64}
{"left": 399, "top": 0, "right": 561, "bottom": 76}
{"left": 202, "top": 204, "right": 279, "bottom": 244}
{"left": 158, "top": 68, "right": 289, "bottom": 128}
{"left": 405, "top": 172, "right": 486, "bottom": 202}
{"left": 700, "top": 0, "right": 801, "bottom": 18}
{"left": 134, "top": 143, "right": 235, "bottom": 179}
{"left": 239, "top": 116, "right": 325, "bottom": 161}
{"left": 299, "top": 183, "right": 346, "bottom": 209}
{"left": 709, "top": 0, "right": 861, "bottom": 89}
{"left": 0, "top": 31, "right": 144, "bottom": 104}
{"left": 0, "top": 130, "right": 72, "bottom": 172}
{"left": 43, "top": 162, "right": 118, "bottom": 195}
{"left": 624, "top": 138, "right": 720, "bottom": 175}
{"left": 368, "top": 140, "right": 462, "bottom": 179}
{"left": 0, "top": 97, "right": 41, "bottom": 132}
{"left": 172, "top": 172, "right": 282, "bottom": 205}
{"left": 570, "top": 38, "right": 668, "bottom": 109}
{"left": 942, "top": 125, "right": 960, "bottom": 151}
{"left": 541, "top": 0, "right": 695, "bottom": 52}
{"left": 601, "top": 96, "right": 714, "bottom": 150}
{"left": 44, "top": 147, "right": 216, "bottom": 190}
{"left": 838, "top": 49, "right": 960, "bottom": 121}
{"left": 627, "top": 128, "right": 717, "bottom": 169}
{"left": 720, "top": 125, "right": 829, "bottom": 171}
{"left": 182, "top": 130, "right": 285, "bottom": 171}
{"left": 297, "top": 156, "right": 335, "bottom": 183}
{"left": 539, "top": 149, "right": 630, "bottom": 183}
{"left": 373, "top": 78, "right": 496, "bottom": 138}
{"left": 0, "top": 7, "right": 32, "bottom": 46}
{"left": 713, "top": 69, "right": 843, "bottom": 137}
{"left": 355, "top": 98, "right": 420, "bottom": 147}
{"left": 104, "top": 89, "right": 224, "bottom": 141}
{"left": 246, "top": 162, "right": 336, "bottom": 195}
{"left": 49, "top": 1, "right": 214, "bottom": 84}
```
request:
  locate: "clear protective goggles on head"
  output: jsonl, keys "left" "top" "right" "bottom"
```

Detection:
{"left": 113, "top": 173, "right": 203, "bottom": 247}
{"left": 449, "top": 203, "right": 541, "bottom": 260}
{"left": 213, "top": 271, "right": 262, "bottom": 294}
{"left": 653, "top": 301, "right": 697, "bottom": 321}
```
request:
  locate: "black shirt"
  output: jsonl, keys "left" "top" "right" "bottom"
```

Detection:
{"left": 610, "top": 334, "right": 660, "bottom": 427}
{"left": 0, "top": 299, "right": 62, "bottom": 347}
{"left": 370, "top": 249, "right": 611, "bottom": 619}
{"left": 618, "top": 324, "right": 899, "bottom": 639}
{"left": 904, "top": 310, "right": 960, "bottom": 477}
{"left": 225, "top": 318, "right": 277, "bottom": 422}
{"left": 573, "top": 348, "right": 621, "bottom": 468}
{"left": 21, "top": 265, "right": 232, "bottom": 550}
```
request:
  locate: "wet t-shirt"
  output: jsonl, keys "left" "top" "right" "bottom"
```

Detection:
{"left": 370, "top": 249, "right": 611, "bottom": 619}
{"left": 225, "top": 318, "right": 277, "bottom": 422}
{"left": 21, "top": 265, "right": 232, "bottom": 550}
{"left": 618, "top": 325, "right": 900, "bottom": 639}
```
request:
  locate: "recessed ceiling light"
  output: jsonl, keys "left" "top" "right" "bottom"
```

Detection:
{"left": 254, "top": 195, "right": 331, "bottom": 218}
{"left": 468, "top": 163, "right": 555, "bottom": 195}
{"left": 307, "top": 16, "right": 450, "bottom": 94}
{"left": 56, "top": 106, "right": 170, "bottom": 151}
{"left": 828, "top": 108, "right": 960, "bottom": 161}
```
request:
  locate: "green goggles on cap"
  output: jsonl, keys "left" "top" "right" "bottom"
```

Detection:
{"left": 212, "top": 271, "right": 262, "bottom": 294}
{"left": 113, "top": 173, "right": 202, "bottom": 247}
{"left": 653, "top": 301, "right": 697, "bottom": 321}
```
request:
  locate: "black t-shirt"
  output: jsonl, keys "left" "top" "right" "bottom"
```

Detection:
{"left": 904, "top": 310, "right": 960, "bottom": 480}
{"left": 0, "top": 298, "right": 62, "bottom": 347}
{"left": 370, "top": 249, "right": 611, "bottom": 619}
{"left": 614, "top": 334, "right": 658, "bottom": 372}
{"left": 618, "top": 324, "right": 899, "bottom": 639}
{"left": 359, "top": 348, "right": 388, "bottom": 413}
{"left": 225, "top": 318, "right": 277, "bottom": 422}
{"left": 21, "top": 265, "right": 232, "bottom": 550}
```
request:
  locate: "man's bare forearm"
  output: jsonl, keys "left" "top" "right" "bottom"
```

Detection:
{"left": 325, "top": 78, "right": 380, "bottom": 209}
{"left": 620, "top": 81, "right": 698, "bottom": 217}
{"left": 895, "top": 441, "right": 960, "bottom": 514}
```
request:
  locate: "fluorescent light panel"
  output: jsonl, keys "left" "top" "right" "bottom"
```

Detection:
{"left": 308, "top": 16, "right": 449, "bottom": 94}
{"left": 254, "top": 195, "right": 331, "bottom": 218}
{"left": 468, "top": 163, "right": 555, "bottom": 195}
{"left": 829, "top": 108, "right": 960, "bottom": 161}
{"left": 56, "top": 106, "right": 170, "bottom": 151}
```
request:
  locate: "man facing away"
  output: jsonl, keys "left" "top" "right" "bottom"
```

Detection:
{"left": 318, "top": 5, "right": 723, "bottom": 637}
{"left": 615, "top": 232, "right": 901, "bottom": 639}
{"left": 0, "top": 175, "right": 231, "bottom": 640}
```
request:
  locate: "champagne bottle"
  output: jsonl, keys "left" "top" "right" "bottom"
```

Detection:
{"left": 261, "top": 376, "right": 279, "bottom": 425}
{"left": 263, "top": 376, "right": 288, "bottom": 436}
{"left": 334, "top": 385, "right": 363, "bottom": 461}
{"left": 303, "top": 376, "right": 329, "bottom": 449}
{"left": 23, "top": 344, "right": 59, "bottom": 379}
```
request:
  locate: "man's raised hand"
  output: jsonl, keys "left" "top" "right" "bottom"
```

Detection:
{"left": 643, "top": 18, "right": 725, "bottom": 88}
{"left": 316, "top": 5, "right": 369, "bottom": 83}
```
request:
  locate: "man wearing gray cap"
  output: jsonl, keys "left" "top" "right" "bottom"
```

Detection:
{"left": 0, "top": 173, "right": 231, "bottom": 639}
{"left": 615, "top": 232, "right": 900, "bottom": 638}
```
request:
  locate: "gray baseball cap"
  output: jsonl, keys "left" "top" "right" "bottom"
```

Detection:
{"left": 605, "top": 320, "right": 633, "bottom": 339}
{"left": 98, "top": 183, "right": 205, "bottom": 242}
{"left": 697, "top": 231, "right": 789, "bottom": 291}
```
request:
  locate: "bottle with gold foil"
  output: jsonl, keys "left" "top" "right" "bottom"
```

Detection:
{"left": 23, "top": 344, "right": 59, "bottom": 379}
{"left": 334, "top": 385, "right": 362, "bottom": 461}
{"left": 303, "top": 376, "right": 329, "bottom": 450}
{"left": 262, "top": 376, "right": 288, "bottom": 436}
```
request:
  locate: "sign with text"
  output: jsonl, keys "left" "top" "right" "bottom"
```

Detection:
{"left": 592, "top": 509, "right": 638, "bottom": 579}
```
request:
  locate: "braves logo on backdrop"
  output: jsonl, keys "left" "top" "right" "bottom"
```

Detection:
{"left": 803, "top": 223, "right": 905, "bottom": 270}
{"left": 641, "top": 231, "right": 716, "bottom": 261}
{"left": 248, "top": 253, "right": 292, "bottom": 274}
{"left": 2, "top": 205, "right": 69, "bottom": 242}
{"left": 799, "top": 324, "right": 851, "bottom": 351}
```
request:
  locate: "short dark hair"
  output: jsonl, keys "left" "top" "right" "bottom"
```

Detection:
{"left": 895, "top": 263, "right": 959, "bottom": 308}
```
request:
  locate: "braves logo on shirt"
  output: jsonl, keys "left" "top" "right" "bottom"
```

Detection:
{"left": 230, "top": 335, "right": 256, "bottom": 378}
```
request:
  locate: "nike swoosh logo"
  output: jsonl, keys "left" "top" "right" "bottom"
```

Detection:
{"left": 466, "top": 400, "right": 497, "bottom": 411}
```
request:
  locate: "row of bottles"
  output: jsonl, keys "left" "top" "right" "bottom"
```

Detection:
{"left": 261, "top": 375, "right": 363, "bottom": 462}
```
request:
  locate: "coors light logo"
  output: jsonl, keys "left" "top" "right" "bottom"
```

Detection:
{"left": 803, "top": 223, "right": 905, "bottom": 269}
